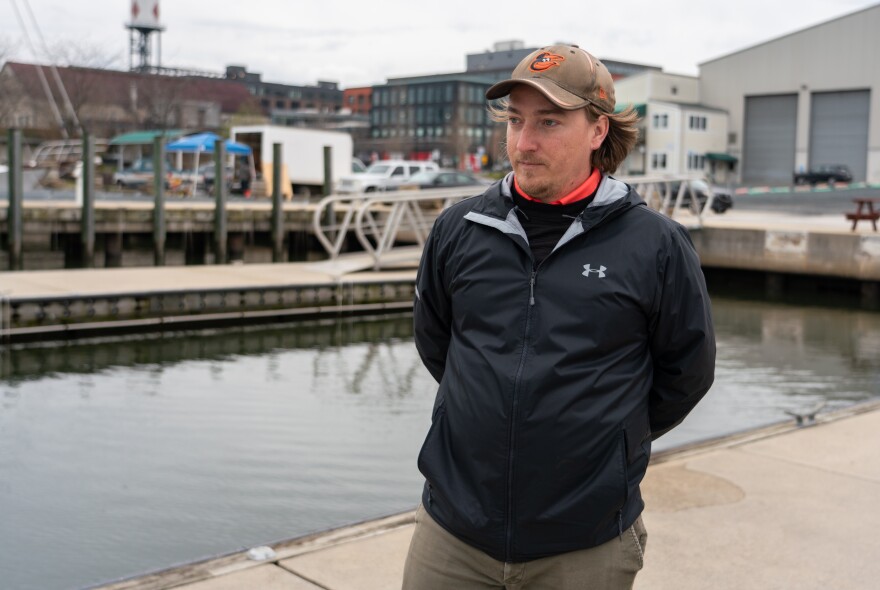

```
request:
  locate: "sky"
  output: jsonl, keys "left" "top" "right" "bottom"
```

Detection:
{"left": 1, "top": 0, "right": 878, "bottom": 88}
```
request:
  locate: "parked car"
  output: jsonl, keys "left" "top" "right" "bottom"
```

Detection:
{"left": 112, "top": 159, "right": 157, "bottom": 188}
{"left": 112, "top": 158, "right": 199, "bottom": 191}
{"left": 793, "top": 164, "right": 853, "bottom": 186}
{"left": 399, "top": 169, "right": 492, "bottom": 190}
{"left": 336, "top": 160, "right": 439, "bottom": 193}
{"left": 668, "top": 179, "right": 733, "bottom": 213}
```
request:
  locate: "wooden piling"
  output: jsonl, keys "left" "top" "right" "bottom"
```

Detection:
{"left": 81, "top": 133, "right": 95, "bottom": 267}
{"left": 213, "top": 139, "right": 227, "bottom": 264}
{"left": 6, "top": 129, "right": 23, "bottom": 270}
{"left": 272, "top": 142, "right": 284, "bottom": 262}
{"left": 153, "top": 136, "right": 166, "bottom": 266}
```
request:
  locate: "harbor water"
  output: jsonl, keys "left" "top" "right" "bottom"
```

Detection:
{"left": 1, "top": 293, "right": 879, "bottom": 590}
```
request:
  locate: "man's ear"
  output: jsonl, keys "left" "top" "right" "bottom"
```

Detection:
{"left": 590, "top": 115, "right": 610, "bottom": 151}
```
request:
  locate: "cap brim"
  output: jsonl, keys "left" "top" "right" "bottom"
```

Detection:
{"left": 485, "top": 78, "right": 591, "bottom": 111}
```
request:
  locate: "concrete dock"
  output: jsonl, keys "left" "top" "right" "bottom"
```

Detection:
{"left": 90, "top": 400, "right": 880, "bottom": 590}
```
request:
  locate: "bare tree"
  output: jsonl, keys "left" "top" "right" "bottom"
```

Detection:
{"left": 0, "top": 40, "right": 28, "bottom": 128}
{"left": 43, "top": 42, "right": 123, "bottom": 136}
{"left": 134, "top": 74, "right": 193, "bottom": 130}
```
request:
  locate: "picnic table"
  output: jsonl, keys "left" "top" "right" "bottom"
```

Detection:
{"left": 846, "top": 197, "right": 880, "bottom": 231}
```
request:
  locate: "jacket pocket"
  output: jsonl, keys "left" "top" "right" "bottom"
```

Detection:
{"left": 417, "top": 399, "right": 447, "bottom": 483}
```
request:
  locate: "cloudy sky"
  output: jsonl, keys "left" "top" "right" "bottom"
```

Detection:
{"left": 1, "top": 0, "right": 877, "bottom": 87}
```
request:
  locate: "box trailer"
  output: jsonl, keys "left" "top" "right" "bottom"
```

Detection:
{"left": 230, "top": 125, "right": 353, "bottom": 198}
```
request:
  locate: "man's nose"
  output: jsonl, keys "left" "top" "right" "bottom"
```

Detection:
{"left": 515, "top": 124, "right": 539, "bottom": 152}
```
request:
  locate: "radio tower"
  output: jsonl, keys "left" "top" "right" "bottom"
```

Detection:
{"left": 126, "top": 0, "right": 165, "bottom": 73}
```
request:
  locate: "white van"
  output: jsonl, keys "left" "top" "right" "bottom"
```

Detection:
{"left": 337, "top": 160, "right": 439, "bottom": 194}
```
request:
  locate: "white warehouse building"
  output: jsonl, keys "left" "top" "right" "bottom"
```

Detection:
{"left": 615, "top": 71, "right": 734, "bottom": 183}
{"left": 699, "top": 4, "right": 880, "bottom": 185}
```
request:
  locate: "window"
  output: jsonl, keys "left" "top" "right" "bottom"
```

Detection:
{"left": 652, "top": 113, "right": 668, "bottom": 129}
{"left": 687, "top": 152, "right": 706, "bottom": 170}
{"left": 651, "top": 153, "right": 668, "bottom": 170}
{"left": 689, "top": 115, "right": 707, "bottom": 131}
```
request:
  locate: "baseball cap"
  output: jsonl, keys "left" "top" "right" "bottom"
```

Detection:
{"left": 485, "top": 44, "right": 616, "bottom": 113}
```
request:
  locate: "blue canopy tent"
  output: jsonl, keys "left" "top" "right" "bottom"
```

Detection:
{"left": 165, "top": 133, "right": 254, "bottom": 196}
{"left": 166, "top": 132, "right": 252, "bottom": 155}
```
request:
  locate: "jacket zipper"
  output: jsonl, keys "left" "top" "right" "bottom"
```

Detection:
{"left": 505, "top": 231, "right": 586, "bottom": 560}
{"left": 528, "top": 271, "right": 536, "bottom": 306}
{"left": 469, "top": 211, "right": 587, "bottom": 561}
{"left": 505, "top": 268, "right": 535, "bottom": 561}
{"left": 617, "top": 429, "right": 629, "bottom": 536}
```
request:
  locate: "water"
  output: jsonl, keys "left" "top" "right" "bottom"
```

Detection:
{"left": 1, "top": 297, "right": 879, "bottom": 590}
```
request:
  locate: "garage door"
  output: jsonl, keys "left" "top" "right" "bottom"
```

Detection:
{"left": 743, "top": 94, "right": 797, "bottom": 185}
{"left": 809, "top": 90, "right": 870, "bottom": 182}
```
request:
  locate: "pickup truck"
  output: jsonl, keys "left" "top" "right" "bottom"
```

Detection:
{"left": 337, "top": 160, "right": 439, "bottom": 194}
{"left": 793, "top": 165, "right": 852, "bottom": 186}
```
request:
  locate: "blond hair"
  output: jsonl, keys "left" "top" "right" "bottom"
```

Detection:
{"left": 488, "top": 98, "right": 640, "bottom": 174}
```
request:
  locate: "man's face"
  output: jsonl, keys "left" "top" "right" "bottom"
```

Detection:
{"left": 506, "top": 85, "right": 608, "bottom": 203}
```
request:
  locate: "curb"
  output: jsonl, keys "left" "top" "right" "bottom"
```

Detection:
{"left": 734, "top": 182, "right": 880, "bottom": 195}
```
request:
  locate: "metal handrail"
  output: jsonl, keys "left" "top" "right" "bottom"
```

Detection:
{"left": 312, "top": 176, "right": 719, "bottom": 268}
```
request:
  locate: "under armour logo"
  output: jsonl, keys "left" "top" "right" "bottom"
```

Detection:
{"left": 582, "top": 264, "right": 607, "bottom": 278}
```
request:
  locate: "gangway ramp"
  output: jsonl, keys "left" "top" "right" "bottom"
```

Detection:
{"left": 311, "top": 176, "right": 719, "bottom": 268}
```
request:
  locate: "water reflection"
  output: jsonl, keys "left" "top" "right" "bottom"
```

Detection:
{"left": 2, "top": 299, "right": 878, "bottom": 400}
{"left": 0, "top": 316, "right": 416, "bottom": 384}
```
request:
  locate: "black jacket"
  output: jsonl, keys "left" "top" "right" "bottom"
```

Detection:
{"left": 413, "top": 173, "right": 716, "bottom": 562}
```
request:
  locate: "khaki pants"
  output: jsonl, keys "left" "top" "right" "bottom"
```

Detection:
{"left": 402, "top": 504, "right": 647, "bottom": 590}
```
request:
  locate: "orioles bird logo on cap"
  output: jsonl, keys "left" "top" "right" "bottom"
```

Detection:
{"left": 529, "top": 52, "right": 565, "bottom": 72}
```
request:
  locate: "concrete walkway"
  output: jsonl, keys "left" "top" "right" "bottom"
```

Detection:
{"left": 95, "top": 401, "right": 880, "bottom": 590}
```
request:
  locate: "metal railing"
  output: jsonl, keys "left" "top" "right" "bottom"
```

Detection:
{"left": 312, "top": 176, "right": 720, "bottom": 269}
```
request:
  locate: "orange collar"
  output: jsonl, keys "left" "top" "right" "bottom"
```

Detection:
{"left": 514, "top": 169, "right": 601, "bottom": 205}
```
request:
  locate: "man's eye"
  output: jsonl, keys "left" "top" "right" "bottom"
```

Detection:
{"left": 508, "top": 117, "right": 522, "bottom": 125}
{"left": 543, "top": 119, "right": 559, "bottom": 127}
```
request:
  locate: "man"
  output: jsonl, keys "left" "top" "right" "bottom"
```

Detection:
{"left": 404, "top": 44, "right": 716, "bottom": 589}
